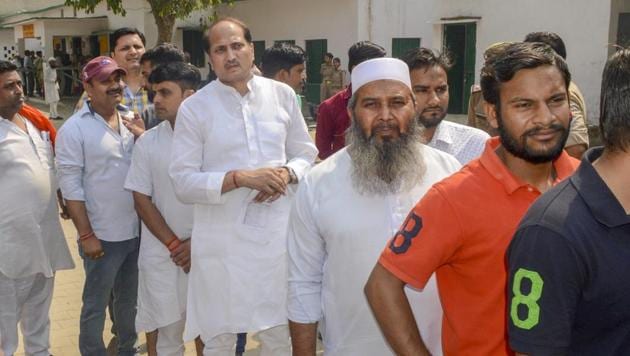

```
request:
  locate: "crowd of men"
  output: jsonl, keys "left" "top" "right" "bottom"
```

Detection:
{"left": 0, "top": 15, "right": 629, "bottom": 356}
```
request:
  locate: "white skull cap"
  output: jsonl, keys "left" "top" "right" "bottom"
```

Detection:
{"left": 351, "top": 57, "right": 412, "bottom": 94}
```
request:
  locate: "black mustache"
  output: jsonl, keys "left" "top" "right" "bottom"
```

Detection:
{"left": 107, "top": 88, "right": 123, "bottom": 95}
{"left": 523, "top": 123, "right": 565, "bottom": 137}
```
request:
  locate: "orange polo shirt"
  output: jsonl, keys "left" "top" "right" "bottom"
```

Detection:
{"left": 379, "top": 137, "right": 579, "bottom": 356}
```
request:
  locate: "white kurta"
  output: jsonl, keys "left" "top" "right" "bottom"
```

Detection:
{"left": 287, "top": 146, "right": 461, "bottom": 356}
{"left": 124, "top": 121, "right": 193, "bottom": 333}
{"left": 0, "top": 116, "right": 74, "bottom": 279}
{"left": 43, "top": 63, "right": 59, "bottom": 104}
{"left": 169, "top": 76, "right": 317, "bottom": 340}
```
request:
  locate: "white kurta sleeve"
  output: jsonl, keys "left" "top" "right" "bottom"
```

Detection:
{"left": 55, "top": 123, "right": 86, "bottom": 201}
{"left": 169, "top": 103, "right": 227, "bottom": 205}
{"left": 124, "top": 134, "right": 153, "bottom": 196}
{"left": 284, "top": 93, "right": 317, "bottom": 181}
{"left": 287, "top": 176, "right": 326, "bottom": 323}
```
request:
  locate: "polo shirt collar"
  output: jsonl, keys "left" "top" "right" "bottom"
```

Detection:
{"left": 571, "top": 147, "right": 630, "bottom": 228}
{"left": 479, "top": 136, "right": 576, "bottom": 195}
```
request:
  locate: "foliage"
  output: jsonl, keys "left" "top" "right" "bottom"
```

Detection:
{"left": 65, "top": 0, "right": 234, "bottom": 43}
{"left": 64, "top": 0, "right": 231, "bottom": 19}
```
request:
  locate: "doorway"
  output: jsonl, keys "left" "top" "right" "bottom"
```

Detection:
{"left": 443, "top": 22, "right": 476, "bottom": 114}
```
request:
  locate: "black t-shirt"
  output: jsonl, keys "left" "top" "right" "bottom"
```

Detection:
{"left": 507, "top": 148, "right": 630, "bottom": 355}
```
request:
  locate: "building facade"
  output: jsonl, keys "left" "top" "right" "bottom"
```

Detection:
{"left": 2, "top": 0, "right": 629, "bottom": 120}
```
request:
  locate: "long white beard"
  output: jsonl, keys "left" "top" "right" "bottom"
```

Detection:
{"left": 346, "top": 117, "right": 427, "bottom": 196}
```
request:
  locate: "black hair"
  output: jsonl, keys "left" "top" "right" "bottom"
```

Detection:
{"left": 0, "top": 60, "right": 17, "bottom": 74}
{"left": 348, "top": 41, "right": 386, "bottom": 73}
{"left": 260, "top": 43, "right": 306, "bottom": 78}
{"left": 401, "top": 47, "right": 452, "bottom": 72}
{"left": 599, "top": 48, "right": 630, "bottom": 152}
{"left": 480, "top": 42, "right": 571, "bottom": 107}
{"left": 325, "top": 52, "right": 333, "bottom": 59}
{"left": 110, "top": 27, "right": 146, "bottom": 51}
{"left": 524, "top": 31, "right": 567, "bottom": 60}
{"left": 148, "top": 62, "right": 201, "bottom": 91}
{"left": 140, "top": 43, "right": 186, "bottom": 66}
{"left": 205, "top": 17, "right": 252, "bottom": 52}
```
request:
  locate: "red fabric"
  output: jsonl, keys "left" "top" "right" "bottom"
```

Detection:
{"left": 315, "top": 86, "right": 352, "bottom": 160}
{"left": 18, "top": 104, "right": 57, "bottom": 147}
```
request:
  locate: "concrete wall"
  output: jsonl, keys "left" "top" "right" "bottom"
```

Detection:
{"left": 215, "top": 0, "right": 359, "bottom": 69}
{"left": 360, "top": 0, "right": 437, "bottom": 54}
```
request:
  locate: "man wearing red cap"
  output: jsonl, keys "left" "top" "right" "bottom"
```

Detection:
{"left": 56, "top": 56, "right": 143, "bottom": 356}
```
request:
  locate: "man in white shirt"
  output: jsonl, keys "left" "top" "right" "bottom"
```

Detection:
{"left": 169, "top": 17, "right": 317, "bottom": 355}
{"left": 56, "top": 56, "right": 142, "bottom": 356}
{"left": 0, "top": 60, "right": 74, "bottom": 356}
{"left": 287, "top": 58, "right": 460, "bottom": 356}
{"left": 125, "top": 62, "right": 202, "bottom": 356}
{"left": 402, "top": 48, "right": 489, "bottom": 165}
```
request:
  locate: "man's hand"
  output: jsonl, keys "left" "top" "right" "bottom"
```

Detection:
{"left": 81, "top": 235, "right": 104, "bottom": 260}
{"left": 122, "top": 112, "right": 145, "bottom": 137}
{"left": 236, "top": 168, "right": 288, "bottom": 202}
{"left": 251, "top": 167, "right": 292, "bottom": 202}
{"left": 171, "top": 239, "right": 191, "bottom": 273}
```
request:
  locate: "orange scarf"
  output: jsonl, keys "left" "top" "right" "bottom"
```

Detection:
{"left": 18, "top": 104, "right": 57, "bottom": 147}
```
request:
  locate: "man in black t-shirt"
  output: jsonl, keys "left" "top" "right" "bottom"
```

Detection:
{"left": 507, "top": 48, "right": 630, "bottom": 355}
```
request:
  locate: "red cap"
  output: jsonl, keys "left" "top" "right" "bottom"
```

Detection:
{"left": 82, "top": 56, "right": 127, "bottom": 82}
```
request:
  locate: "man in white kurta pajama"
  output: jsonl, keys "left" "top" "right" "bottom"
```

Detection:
{"left": 0, "top": 60, "right": 74, "bottom": 356}
{"left": 125, "top": 63, "right": 201, "bottom": 356}
{"left": 169, "top": 18, "right": 317, "bottom": 355}
{"left": 287, "top": 58, "right": 460, "bottom": 355}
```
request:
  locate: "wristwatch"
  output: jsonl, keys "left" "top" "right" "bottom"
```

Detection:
{"left": 282, "top": 166, "right": 298, "bottom": 184}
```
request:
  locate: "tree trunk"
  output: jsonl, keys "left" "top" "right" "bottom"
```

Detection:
{"left": 153, "top": 11, "right": 176, "bottom": 44}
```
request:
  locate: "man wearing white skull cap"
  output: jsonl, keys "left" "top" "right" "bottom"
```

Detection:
{"left": 287, "top": 57, "right": 460, "bottom": 355}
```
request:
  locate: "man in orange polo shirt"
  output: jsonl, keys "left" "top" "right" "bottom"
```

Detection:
{"left": 364, "top": 42, "right": 580, "bottom": 356}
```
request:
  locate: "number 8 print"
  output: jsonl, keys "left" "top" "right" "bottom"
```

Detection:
{"left": 510, "top": 268, "right": 544, "bottom": 330}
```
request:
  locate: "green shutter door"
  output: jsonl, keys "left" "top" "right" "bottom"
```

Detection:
{"left": 305, "top": 39, "right": 327, "bottom": 104}
{"left": 392, "top": 38, "right": 421, "bottom": 59}
{"left": 253, "top": 40, "right": 265, "bottom": 66}
{"left": 443, "top": 23, "right": 476, "bottom": 114}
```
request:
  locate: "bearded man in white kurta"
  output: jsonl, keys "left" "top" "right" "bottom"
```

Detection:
{"left": 169, "top": 18, "right": 317, "bottom": 355}
{"left": 288, "top": 58, "right": 460, "bottom": 356}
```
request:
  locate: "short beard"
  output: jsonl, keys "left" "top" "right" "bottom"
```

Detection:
{"left": 496, "top": 111, "right": 569, "bottom": 164}
{"left": 417, "top": 109, "right": 447, "bottom": 129}
{"left": 346, "top": 115, "right": 427, "bottom": 196}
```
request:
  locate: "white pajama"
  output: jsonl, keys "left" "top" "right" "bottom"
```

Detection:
{"left": 0, "top": 272, "right": 54, "bottom": 356}
{"left": 155, "top": 319, "right": 186, "bottom": 356}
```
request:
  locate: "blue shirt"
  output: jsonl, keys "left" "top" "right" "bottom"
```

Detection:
{"left": 507, "top": 147, "right": 630, "bottom": 355}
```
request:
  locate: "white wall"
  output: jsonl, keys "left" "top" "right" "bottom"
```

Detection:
{"left": 215, "top": 0, "right": 359, "bottom": 69}
{"left": 363, "top": 0, "right": 437, "bottom": 54}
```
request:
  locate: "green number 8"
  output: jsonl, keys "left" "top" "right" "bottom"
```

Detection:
{"left": 510, "top": 268, "right": 544, "bottom": 330}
